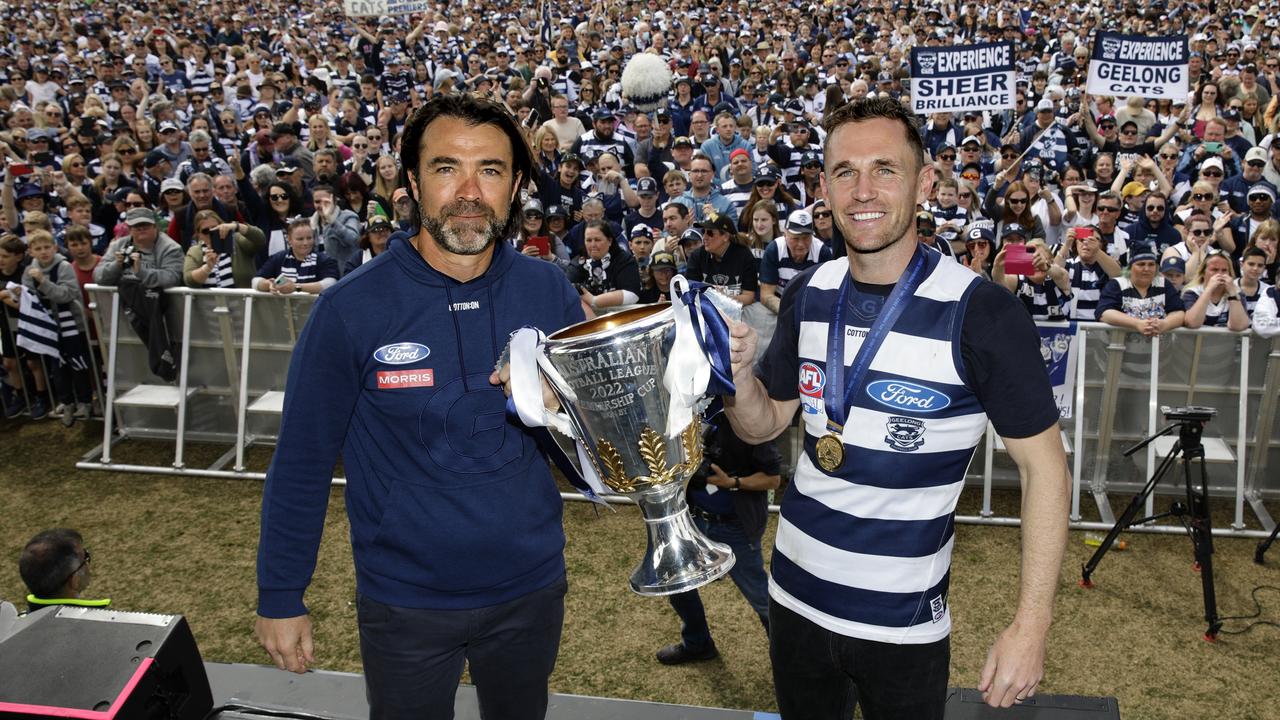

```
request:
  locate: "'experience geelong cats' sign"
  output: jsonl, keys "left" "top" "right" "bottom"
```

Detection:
{"left": 1086, "top": 32, "right": 1189, "bottom": 100}
{"left": 910, "top": 42, "right": 1016, "bottom": 114}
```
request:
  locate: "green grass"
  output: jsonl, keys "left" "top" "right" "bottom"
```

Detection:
{"left": 2, "top": 418, "right": 1279, "bottom": 718}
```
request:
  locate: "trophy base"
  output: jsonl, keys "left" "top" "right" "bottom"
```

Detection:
{"left": 627, "top": 484, "right": 737, "bottom": 597}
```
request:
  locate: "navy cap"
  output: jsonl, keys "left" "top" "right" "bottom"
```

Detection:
{"left": 1131, "top": 244, "right": 1159, "bottom": 263}
{"left": 1160, "top": 256, "right": 1186, "bottom": 273}
{"left": 636, "top": 176, "right": 659, "bottom": 196}
{"left": 143, "top": 149, "right": 169, "bottom": 168}
{"left": 649, "top": 251, "right": 677, "bottom": 270}
{"left": 14, "top": 183, "right": 43, "bottom": 200}
{"left": 700, "top": 212, "right": 737, "bottom": 235}
{"left": 1001, "top": 222, "right": 1028, "bottom": 239}
{"left": 755, "top": 164, "right": 781, "bottom": 183}
{"left": 592, "top": 107, "right": 615, "bottom": 121}
{"left": 966, "top": 225, "right": 995, "bottom": 243}
{"left": 546, "top": 204, "right": 567, "bottom": 218}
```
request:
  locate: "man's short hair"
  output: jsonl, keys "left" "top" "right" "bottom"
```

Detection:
{"left": 19, "top": 528, "right": 84, "bottom": 599}
{"left": 822, "top": 96, "right": 924, "bottom": 173}
{"left": 315, "top": 148, "right": 341, "bottom": 166}
{"left": 186, "top": 172, "right": 213, "bottom": 190}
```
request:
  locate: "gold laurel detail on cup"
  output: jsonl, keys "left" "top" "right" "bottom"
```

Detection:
{"left": 677, "top": 415, "right": 703, "bottom": 477}
{"left": 597, "top": 439, "right": 635, "bottom": 493}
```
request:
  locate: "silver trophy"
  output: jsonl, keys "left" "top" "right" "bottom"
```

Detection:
{"left": 535, "top": 301, "right": 736, "bottom": 596}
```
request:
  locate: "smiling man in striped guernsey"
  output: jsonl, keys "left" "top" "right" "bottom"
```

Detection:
{"left": 723, "top": 97, "right": 1071, "bottom": 719}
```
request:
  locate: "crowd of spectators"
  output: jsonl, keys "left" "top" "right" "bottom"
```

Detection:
{"left": 2, "top": 0, "right": 1280, "bottom": 424}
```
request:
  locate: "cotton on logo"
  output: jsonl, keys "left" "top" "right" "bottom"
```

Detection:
{"left": 799, "top": 362, "right": 825, "bottom": 398}
{"left": 377, "top": 369, "right": 435, "bottom": 389}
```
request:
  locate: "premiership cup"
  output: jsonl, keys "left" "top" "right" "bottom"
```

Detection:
{"left": 539, "top": 302, "right": 735, "bottom": 596}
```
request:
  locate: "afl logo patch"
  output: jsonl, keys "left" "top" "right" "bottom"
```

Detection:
{"left": 374, "top": 342, "right": 430, "bottom": 365}
{"left": 799, "top": 362, "right": 826, "bottom": 398}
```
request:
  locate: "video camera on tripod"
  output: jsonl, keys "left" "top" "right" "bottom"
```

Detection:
{"left": 1080, "top": 405, "right": 1224, "bottom": 640}
{"left": 1161, "top": 405, "right": 1216, "bottom": 423}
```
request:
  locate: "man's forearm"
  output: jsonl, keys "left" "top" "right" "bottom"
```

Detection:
{"left": 1014, "top": 444, "right": 1070, "bottom": 631}
{"left": 723, "top": 374, "right": 795, "bottom": 444}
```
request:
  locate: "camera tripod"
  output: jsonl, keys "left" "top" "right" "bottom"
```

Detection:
{"left": 1080, "top": 410, "right": 1223, "bottom": 641}
{"left": 1256, "top": 520, "right": 1280, "bottom": 565}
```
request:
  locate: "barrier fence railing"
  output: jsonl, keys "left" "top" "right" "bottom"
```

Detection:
{"left": 77, "top": 285, "right": 1280, "bottom": 538}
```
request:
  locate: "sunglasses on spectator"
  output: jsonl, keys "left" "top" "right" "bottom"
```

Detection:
{"left": 524, "top": 211, "right": 543, "bottom": 219}
{"left": 1248, "top": 160, "right": 1266, "bottom": 168}
{"left": 1190, "top": 228, "right": 1214, "bottom": 237}
{"left": 125, "top": 200, "right": 146, "bottom": 208}
{"left": 270, "top": 193, "right": 290, "bottom": 201}
{"left": 937, "top": 154, "right": 955, "bottom": 161}
{"left": 1001, "top": 152, "right": 1018, "bottom": 159}
{"left": 1159, "top": 153, "right": 1178, "bottom": 160}
{"left": 1007, "top": 196, "right": 1029, "bottom": 204}
{"left": 58, "top": 549, "right": 90, "bottom": 588}
{"left": 353, "top": 143, "right": 368, "bottom": 149}
{"left": 1200, "top": 170, "right": 1223, "bottom": 178}
{"left": 1098, "top": 205, "right": 1120, "bottom": 212}
{"left": 1121, "top": 129, "right": 1139, "bottom": 136}
{"left": 1192, "top": 193, "right": 1214, "bottom": 201}
{"left": 815, "top": 211, "right": 832, "bottom": 219}
{"left": 1146, "top": 204, "right": 1165, "bottom": 211}
{"left": 1250, "top": 194, "right": 1272, "bottom": 201}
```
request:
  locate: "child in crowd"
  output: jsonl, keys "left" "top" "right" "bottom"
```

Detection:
{"left": 20, "top": 230, "right": 93, "bottom": 425}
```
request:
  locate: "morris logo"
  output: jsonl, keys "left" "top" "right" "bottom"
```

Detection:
{"left": 799, "top": 362, "right": 826, "bottom": 397}
{"left": 867, "top": 380, "right": 951, "bottom": 412}
{"left": 373, "top": 342, "right": 430, "bottom": 365}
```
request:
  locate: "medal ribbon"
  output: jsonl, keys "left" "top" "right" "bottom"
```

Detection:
{"left": 823, "top": 246, "right": 932, "bottom": 439}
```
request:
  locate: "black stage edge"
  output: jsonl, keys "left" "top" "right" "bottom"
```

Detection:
{"left": 205, "top": 662, "right": 1120, "bottom": 719}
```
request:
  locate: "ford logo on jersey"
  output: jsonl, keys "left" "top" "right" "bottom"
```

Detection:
{"left": 867, "top": 380, "right": 951, "bottom": 413}
{"left": 798, "top": 362, "right": 825, "bottom": 397}
{"left": 373, "top": 342, "right": 431, "bottom": 365}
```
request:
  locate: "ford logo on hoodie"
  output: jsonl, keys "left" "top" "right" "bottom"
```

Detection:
{"left": 373, "top": 342, "right": 430, "bottom": 365}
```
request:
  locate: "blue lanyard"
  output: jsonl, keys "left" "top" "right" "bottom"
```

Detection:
{"left": 824, "top": 246, "right": 930, "bottom": 432}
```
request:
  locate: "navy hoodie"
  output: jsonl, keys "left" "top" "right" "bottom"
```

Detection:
{"left": 257, "top": 236, "right": 584, "bottom": 617}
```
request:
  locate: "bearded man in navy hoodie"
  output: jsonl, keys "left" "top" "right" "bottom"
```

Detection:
{"left": 255, "top": 94, "right": 584, "bottom": 720}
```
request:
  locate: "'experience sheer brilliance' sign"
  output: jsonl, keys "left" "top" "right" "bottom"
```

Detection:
{"left": 1086, "top": 32, "right": 1189, "bottom": 100}
{"left": 910, "top": 42, "right": 1017, "bottom": 114}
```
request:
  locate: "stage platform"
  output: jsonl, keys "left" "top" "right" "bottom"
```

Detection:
{"left": 205, "top": 662, "right": 1120, "bottom": 719}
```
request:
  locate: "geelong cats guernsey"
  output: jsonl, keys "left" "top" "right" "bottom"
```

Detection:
{"left": 770, "top": 252, "right": 989, "bottom": 644}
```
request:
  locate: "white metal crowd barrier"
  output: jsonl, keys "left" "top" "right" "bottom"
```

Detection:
{"left": 76, "top": 285, "right": 1280, "bottom": 538}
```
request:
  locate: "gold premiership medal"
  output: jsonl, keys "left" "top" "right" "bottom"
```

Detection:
{"left": 815, "top": 432, "right": 845, "bottom": 472}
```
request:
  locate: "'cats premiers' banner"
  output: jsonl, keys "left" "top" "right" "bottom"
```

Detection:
{"left": 1086, "top": 32, "right": 1189, "bottom": 100}
{"left": 343, "top": 0, "right": 428, "bottom": 16}
{"left": 1038, "top": 322, "right": 1080, "bottom": 419}
{"left": 910, "top": 42, "right": 1017, "bottom": 114}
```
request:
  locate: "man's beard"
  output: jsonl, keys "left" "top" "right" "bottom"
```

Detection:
{"left": 421, "top": 200, "right": 507, "bottom": 256}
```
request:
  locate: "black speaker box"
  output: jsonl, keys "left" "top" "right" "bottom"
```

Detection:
{"left": 0, "top": 605, "right": 212, "bottom": 720}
